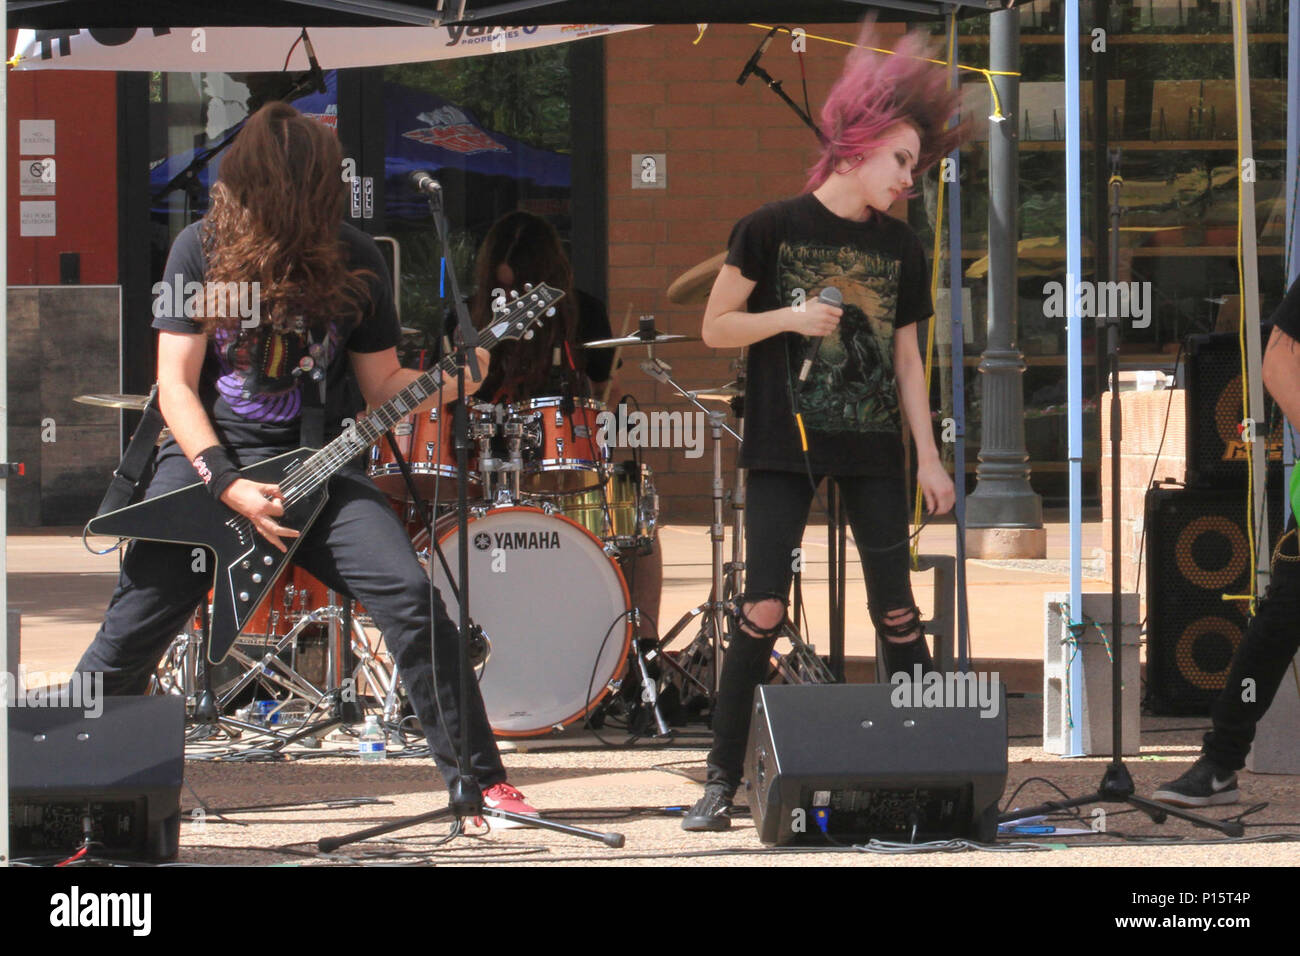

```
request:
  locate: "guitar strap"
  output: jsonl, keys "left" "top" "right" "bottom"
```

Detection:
{"left": 94, "top": 384, "right": 165, "bottom": 516}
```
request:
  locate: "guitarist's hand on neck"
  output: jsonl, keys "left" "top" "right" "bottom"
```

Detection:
{"left": 220, "top": 479, "right": 300, "bottom": 552}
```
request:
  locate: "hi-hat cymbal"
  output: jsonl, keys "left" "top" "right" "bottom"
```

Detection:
{"left": 666, "top": 251, "right": 727, "bottom": 305}
{"left": 75, "top": 393, "right": 151, "bottom": 411}
{"left": 693, "top": 383, "right": 744, "bottom": 402}
{"left": 585, "top": 332, "right": 698, "bottom": 349}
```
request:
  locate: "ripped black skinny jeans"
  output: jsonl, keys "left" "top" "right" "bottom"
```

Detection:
{"left": 705, "top": 468, "right": 923, "bottom": 790}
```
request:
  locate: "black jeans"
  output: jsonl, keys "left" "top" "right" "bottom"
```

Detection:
{"left": 1203, "top": 519, "right": 1300, "bottom": 772}
{"left": 705, "top": 468, "right": 922, "bottom": 790}
{"left": 76, "top": 445, "right": 505, "bottom": 791}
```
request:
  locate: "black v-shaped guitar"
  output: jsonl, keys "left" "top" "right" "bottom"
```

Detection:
{"left": 87, "top": 285, "right": 561, "bottom": 663}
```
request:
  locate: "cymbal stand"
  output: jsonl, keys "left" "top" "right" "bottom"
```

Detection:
{"left": 640, "top": 357, "right": 736, "bottom": 699}
{"left": 646, "top": 354, "right": 831, "bottom": 701}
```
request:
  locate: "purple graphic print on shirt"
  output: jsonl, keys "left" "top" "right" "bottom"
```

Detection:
{"left": 211, "top": 322, "right": 345, "bottom": 423}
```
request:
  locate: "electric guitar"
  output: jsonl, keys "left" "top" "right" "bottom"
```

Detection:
{"left": 87, "top": 284, "right": 561, "bottom": 663}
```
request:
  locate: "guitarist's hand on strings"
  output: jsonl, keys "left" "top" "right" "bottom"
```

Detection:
{"left": 220, "top": 479, "right": 300, "bottom": 552}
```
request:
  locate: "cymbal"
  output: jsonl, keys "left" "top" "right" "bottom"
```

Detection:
{"left": 585, "top": 332, "right": 699, "bottom": 349}
{"left": 693, "top": 383, "right": 743, "bottom": 402}
{"left": 402, "top": 326, "right": 422, "bottom": 336}
{"left": 666, "top": 251, "right": 727, "bottom": 305}
{"left": 75, "top": 393, "right": 151, "bottom": 411}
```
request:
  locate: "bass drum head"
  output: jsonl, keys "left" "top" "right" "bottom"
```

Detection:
{"left": 432, "top": 506, "right": 631, "bottom": 737}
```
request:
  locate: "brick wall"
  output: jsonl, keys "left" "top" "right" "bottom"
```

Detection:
{"left": 603, "top": 23, "right": 909, "bottom": 522}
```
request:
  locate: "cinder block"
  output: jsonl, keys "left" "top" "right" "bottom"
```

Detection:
{"left": 1044, "top": 591, "right": 1141, "bottom": 755}
{"left": 1246, "top": 653, "right": 1300, "bottom": 774}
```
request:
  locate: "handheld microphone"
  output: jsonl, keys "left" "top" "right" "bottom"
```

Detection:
{"left": 796, "top": 287, "right": 843, "bottom": 388}
{"left": 408, "top": 169, "right": 442, "bottom": 196}
{"left": 737, "top": 26, "right": 779, "bottom": 86}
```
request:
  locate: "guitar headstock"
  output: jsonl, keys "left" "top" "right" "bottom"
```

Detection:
{"left": 486, "top": 282, "right": 563, "bottom": 345}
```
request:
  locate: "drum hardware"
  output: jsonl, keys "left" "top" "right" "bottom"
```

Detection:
{"left": 770, "top": 624, "right": 837, "bottom": 685}
{"left": 585, "top": 314, "right": 700, "bottom": 351}
{"left": 640, "top": 357, "right": 742, "bottom": 695}
{"left": 73, "top": 393, "right": 152, "bottom": 411}
{"left": 151, "top": 570, "right": 397, "bottom": 747}
{"left": 509, "top": 396, "right": 609, "bottom": 497}
{"left": 631, "top": 634, "right": 671, "bottom": 737}
{"left": 562, "top": 461, "right": 658, "bottom": 554}
{"left": 692, "top": 383, "right": 744, "bottom": 403}
{"left": 369, "top": 402, "right": 487, "bottom": 502}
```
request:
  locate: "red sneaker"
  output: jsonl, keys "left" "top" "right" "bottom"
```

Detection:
{"left": 479, "top": 782, "right": 538, "bottom": 830}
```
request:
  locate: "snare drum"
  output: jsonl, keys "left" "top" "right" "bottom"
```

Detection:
{"left": 562, "top": 462, "right": 658, "bottom": 550}
{"left": 424, "top": 505, "right": 632, "bottom": 736}
{"left": 510, "top": 396, "right": 609, "bottom": 496}
{"left": 368, "top": 404, "right": 483, "bottom": 501}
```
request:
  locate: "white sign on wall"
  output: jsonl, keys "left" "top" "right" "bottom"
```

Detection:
{"left": 20, "top": 158, "right": 56, "bottom": 196}
{"left": 19, "top": 119, "right": 55, "bottom": 154}
{"left": 20, "top": 201, "right": 56, "bottom": 237}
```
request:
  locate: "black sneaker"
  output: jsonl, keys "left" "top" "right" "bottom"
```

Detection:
{"left": 682, "top": 785, "right": 733, "bottom": 832}
{"left": 1153, "top": 756, "right": 1240, "bottom": 808}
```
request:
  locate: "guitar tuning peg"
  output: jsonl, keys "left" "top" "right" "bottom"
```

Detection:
{"left": 510, "top": 289, "right": 520, "bottom": 300}
{"left": 546, "top": 307, "right": 557, "bottom": 317}
{"left": 523, "top": 282, "right": 534, "bottom": 291}
{"left": 523, "top": 330, "right": 535, "bottom": 340}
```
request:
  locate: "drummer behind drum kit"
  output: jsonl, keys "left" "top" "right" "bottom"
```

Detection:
{"left": 79, "top": 254, "right": 829, "bottom": 747}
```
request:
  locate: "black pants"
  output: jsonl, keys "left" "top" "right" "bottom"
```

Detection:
{"left": 76, "top": 444, "right": 505, "bottom": 791}
{"left": 705, "top": 468, "right": 922, "bottom": 790}
{"left": 1203, "top": 519, "right": 1300, "bottom": 772}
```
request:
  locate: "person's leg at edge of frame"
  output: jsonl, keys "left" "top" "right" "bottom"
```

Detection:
{"left": 1155, "top": 523, "right": 1300, "bottom": 808}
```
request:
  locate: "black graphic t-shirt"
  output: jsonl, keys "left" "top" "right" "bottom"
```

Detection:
{"left": 152, "top": 221, "right": 399, "bottom": 451}
{"left": 726, "top": 193, "right": 932, "bottom": 476}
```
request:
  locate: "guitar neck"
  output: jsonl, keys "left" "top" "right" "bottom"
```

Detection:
{"left": 287, "top": 334, "right": 488, "bottom": 498}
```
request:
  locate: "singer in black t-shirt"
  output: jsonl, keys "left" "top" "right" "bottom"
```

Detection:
{"left": 682, "top": 23, "right": 969, "bottom": 832}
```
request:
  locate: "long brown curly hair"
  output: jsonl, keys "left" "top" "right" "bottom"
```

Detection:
{"left": 199, "top": 101, "right": 371, "bottom": 333}
{"left": 469, "top": 210, "right": 582, "bottom": 404}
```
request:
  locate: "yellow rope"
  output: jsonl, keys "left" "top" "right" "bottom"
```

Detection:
{"left": 745, "top": 22, "right": 1018, "bottom": 120}
{"left": 1231, "top": 0, "right": 1258, "bottom": 614}
{"left": 910, "top": 13, "right": 957, "bottom": 568}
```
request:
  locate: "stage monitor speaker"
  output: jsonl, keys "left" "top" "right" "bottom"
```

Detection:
{"left": 1185, "top": 327, "right": 1283, "bottom": 489}
{"left": 744, "top": 683, "right": 1007, "bottom": 846}
{"left": 1145, "top": 483, "right": 1284, "bottom": 716}
{"left": 8, "top": 695, "right": 185, "bottom": 861}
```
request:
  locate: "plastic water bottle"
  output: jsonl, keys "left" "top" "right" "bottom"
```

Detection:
{"left": 358, "top": 716, "right": 386, "bottom": 763}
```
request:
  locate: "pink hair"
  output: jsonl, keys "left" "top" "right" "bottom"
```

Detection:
{"left": 806, "top": 20, "right": 971, "bottom": 194}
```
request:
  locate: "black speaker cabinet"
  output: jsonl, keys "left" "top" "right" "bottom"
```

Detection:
{"left": 1185, "top": 327, "right": 1283, "bottom": 489}
{"left": 744, "top": 683, "right": 1007, "bottom": 846}
{"left": 8, "top": 696, "right": 185, "bottom": 860}
{"left": 1145, "top": 483, "right": 1285, "bottom": 716}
